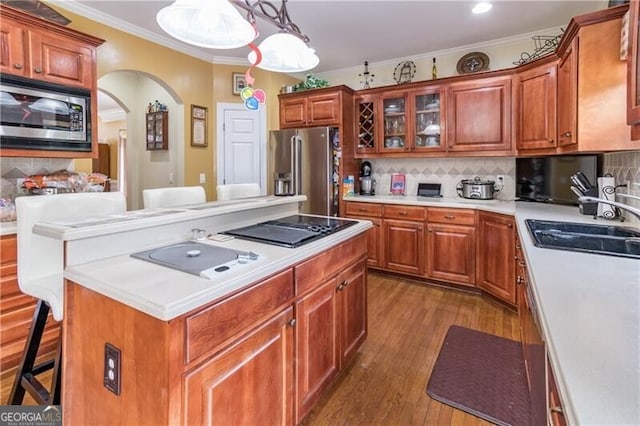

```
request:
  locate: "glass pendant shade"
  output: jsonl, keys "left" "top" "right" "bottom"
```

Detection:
{"left": 248, "top": 32, "right": 319, "bottom": 73}
{"left": 156, "top": 0, "right": 256, "bottom": 49}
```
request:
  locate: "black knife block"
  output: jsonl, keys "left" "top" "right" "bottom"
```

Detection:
{"left": 578, "top": 187, "right": 599, "bottom": 216}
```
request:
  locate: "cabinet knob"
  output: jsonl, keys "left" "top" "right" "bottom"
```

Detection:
{"left": 287, "top": 318, "right": 296, "bottom": 328}
{"left": 516, "top": 276, "right": 523, "bottom": 285}
{"left": 398, "top": 211, "right": 408, "bottom": 216}
{"left": 550, "top": 406, "right": 563, "bottom": 414}
{"left": 548, "top": 139, "right": 555, "bottom": 144}
{"left": 337, "top": 282, "right": 345, "bottom": 291}
{"left": 428, "top": 229, "right": 433, "bottom": 233}
{"left": 444, "top": 215, "right": 455, "bottom": 220}
{"left": 562, "top": 131, "right": 572, "bottom": 138}
{"left": 33, "top": 67, "right": 42, "bottom": 74}
{"left": 507, "top": 223, "right": 513, "bottom": 228}
{"left": 13, "top": 63, "right": 23, "bottom": 70}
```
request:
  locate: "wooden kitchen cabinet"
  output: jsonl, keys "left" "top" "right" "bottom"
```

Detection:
{"left": 345, "top": 202, "right": 382, "bottom": 267}
{"left": 425, "top": 208, "right": 476, "bottom": 286}
{"left": 477, "top": 211, "right": 516, "bottom": 306}
{"left": 548, "top": 360, "right": 568, "bottom": 426}
{"left": 628, "top": 0, "right": 640, "bottom": 133}
{"left": 355, "top": 94, "right": 378, "bottom": 154}
{"left": 294, "top": 257, "right": 367, "bottom": 423}
{"left": 556, "top": 6, "right": 635, "bottom": 152}
{"left": 557, "top": 38, "right": 578, "bottom": 147}
{"left": 295, "top": 277, "right": 339, "bottom": 423}
{"left": 516, "top": 60, "right": 558, "bottom": 151}
{"left": 382, "top": 205, "right": 426, "bottom": 276}
{"left": 446, "top": 76, "right": 513, "bottom": 153}
{"left": 379, "top": 91, "right": 410, "bottom": 153}
{"left": 184, "top": 307, "right": 294, "bottom": 426}
{"left": 0, "top": 5, "right": 101, "bottom": 89}
{"left": 411, "top": 86, "right": 445, "bottom": 152}
{"left": 0, "top": 235, "right": 60, "bottom": 376}
{"left": 279, "top": 86, "right": 348, "bottom": 128}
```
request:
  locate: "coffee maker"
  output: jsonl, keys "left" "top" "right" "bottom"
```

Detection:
{"left": 359, "top": 161, "right": 375, "bottom": 195}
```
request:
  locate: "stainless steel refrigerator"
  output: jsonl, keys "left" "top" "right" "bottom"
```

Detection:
{"left": 269, "top": 127, "right": 340, "bottom": 216}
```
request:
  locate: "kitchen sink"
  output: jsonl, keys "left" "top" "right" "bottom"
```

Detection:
{"left": 525, "top": 219, "right": 640, "bottom": 259}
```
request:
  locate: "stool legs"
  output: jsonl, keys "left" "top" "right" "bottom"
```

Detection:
{"left": 8, "top": 299, "right": 61, "bottom": 405}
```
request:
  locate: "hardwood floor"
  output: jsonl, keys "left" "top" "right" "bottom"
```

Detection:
{"left": 302, "top": 271, "right": 520, "bottom": 426}
{"left": 0, "top": 272, "right": 520, "bottom": 425}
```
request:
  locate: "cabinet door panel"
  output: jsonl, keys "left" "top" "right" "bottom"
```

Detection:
{"left": 280, "top": 98, "right": 307, "bottom": 128}
{"left": 383, "top": 219, "right": 424, "bottom": 275}
{"left": 557, "top": 40, "right": 578, "bottom": 147}
{"left": 477, "top": 212, "right": 516, "bottom": 305}
{"left": 629, "top": 0, "right": 640, "bottom": 125}
{"left": 0, "top": 23, "right": 26, "bottom": 77}
{"left": 29, "top": 31, "right": 94, "bottom": 88}
{"left": 183, "top": 307, "right": 293, "bottom": 426}
{"left": 517, "top": 63, "right": 557, "bottom": 150}
{"left": 355, "top": 96, "right": 378, "bottom": 154}
{"left": 295, "top": 279, "right": 338, "bottom": 423}
{"left": 308, "top": 92, "right": 340, "bottom": 125}
{"left": 447, "top": 78, "right": 512, "bottom": 152}
{"left": 426, "top": 224, "right": 475, "bottom": 286}
{"left": 339, "top": 260, "right": 367, "bottom": 362}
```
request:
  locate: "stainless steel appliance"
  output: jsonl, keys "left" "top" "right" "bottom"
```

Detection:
{"left": 222, "top": 214, "right": 357, "bottom": 248}
{"left": 456, "top": 177, "right": 500, "bottom": 200}
{"left": 269, "top": 127, "right": 340, "bottom": 216}
{"left": 0, "top": 74, "right": 92, "bottom": 152}
{"left": 359, "top": 161, "right": 375, "bottom": 196}
{"left": 273, "top": 172, "right": 292, "bottom": 196}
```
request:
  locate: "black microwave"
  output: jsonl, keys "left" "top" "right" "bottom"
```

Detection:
{"left": 0, "top": 74, "right": 92, "bottom": 152}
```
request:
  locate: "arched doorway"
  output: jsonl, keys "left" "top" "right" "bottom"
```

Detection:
{"left": 98, "top": 70, "right": 183, "bottom": 210}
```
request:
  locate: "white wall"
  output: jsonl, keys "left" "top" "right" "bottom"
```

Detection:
{"left": 314, "top": 26, "right": 564, "bottom": 90}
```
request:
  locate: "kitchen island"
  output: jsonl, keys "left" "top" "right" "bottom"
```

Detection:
{"left": 27, "top": 195, "right": 371, "bottom": 425}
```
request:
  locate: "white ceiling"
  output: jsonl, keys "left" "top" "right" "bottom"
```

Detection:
{"left": 55, "top": 0, "right": 608, "bottom": 76}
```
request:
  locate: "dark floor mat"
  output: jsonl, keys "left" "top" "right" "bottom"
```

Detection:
{"left": 426, "top": 326, "right": 531, "bottom": 426}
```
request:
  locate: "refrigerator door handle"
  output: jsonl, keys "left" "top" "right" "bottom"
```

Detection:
{"left": 294, "top": 135, "right": 302, "bottom": 195}
{"left": 290, "top": 135, "right": 296, "bottom": 193}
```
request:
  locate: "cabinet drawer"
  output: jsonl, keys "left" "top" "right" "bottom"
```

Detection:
{"left": 295, "top": 233, "right": 367, "bottom": 295}
{"left": 0, "top": 235, "right": 17, "bottom": 265}
{"left": 383, "top": 205, "right": 426, "bottom": 221}
{"left": 427, "top": 208, "right": 475, "bottom": 225}
{"left": 345, "top": 202, "right": 382, "bottom": 217}
{"left": 185, "top": 269, "right": 294, "bottom": 364}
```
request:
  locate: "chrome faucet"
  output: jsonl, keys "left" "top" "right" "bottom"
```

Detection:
{"left": 616, "top": 193, "right": 640, "bottom": 202}
{"left": 578, "top": 196, "right": 640, "bottom": 221}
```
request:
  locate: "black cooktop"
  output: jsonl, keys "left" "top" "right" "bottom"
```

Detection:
{"left": 222, "top": 215, "right": 358, "bottom": 248}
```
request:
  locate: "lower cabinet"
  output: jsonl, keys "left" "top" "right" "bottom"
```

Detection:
{"left": 183, "top": 307, "right": 294, "bottom": 426}
{"left": 548, "top": 361, "right": 568, "bottom": 426}
{"left": 477, "top": 211, "right": 517, "bottom": 305}
{"left": 383, "top": 219, "right": 425, "bottom": 275}
{"left": 347, "top": 215, "right": 382, "bottom": 267}
{"left": 425, "top": 208, "right": 476, "bottom": 286}
{"left": 295, "top": 258, "right": 367, "bottom": 423}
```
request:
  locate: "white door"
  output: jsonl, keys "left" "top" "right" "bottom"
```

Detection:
{"left": 216, "top": 103, "right": 266, "bottom": 192}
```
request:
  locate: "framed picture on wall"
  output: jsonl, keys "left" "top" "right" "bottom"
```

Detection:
{"left": 232, "top": 72, "right": 247, "bottom": 95}
{"left": 191, "top": 105, "right": 207, "bottom": 147}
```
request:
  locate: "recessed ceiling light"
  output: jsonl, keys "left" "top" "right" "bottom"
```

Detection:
{"left": 472, "top": 2, "right": 492, "bottom": 14}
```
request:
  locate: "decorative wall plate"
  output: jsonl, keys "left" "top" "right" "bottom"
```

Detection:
{"left": 393, "top": 61, "right": 416, "bottom": 84}
{"left": 456, "top": 52, "right": 490, "bottom": 74}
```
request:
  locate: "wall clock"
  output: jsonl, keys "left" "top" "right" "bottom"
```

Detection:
{"left": 456, "top": 52, "right": 490, "bottom": 74}
{"left": 393, "top": 61, "right": 416, "bottom": 84}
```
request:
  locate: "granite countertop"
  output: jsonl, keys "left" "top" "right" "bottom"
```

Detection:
{"left": 344, "top": 194, "right": 516, "bottom": 215}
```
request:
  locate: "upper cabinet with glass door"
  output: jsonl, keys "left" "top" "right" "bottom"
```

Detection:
{"left": 412, "top": 87, "right": 444, "bottom": 152}
{"left": 381, "top": 93, "right": 409, "bottom": 153}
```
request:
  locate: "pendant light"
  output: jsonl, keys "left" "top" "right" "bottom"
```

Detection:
{"left": 156, "top": 0, "right": 257, "bottom": 49}
{"left": 248, "top": 32, "right": 319, "bottom": 73}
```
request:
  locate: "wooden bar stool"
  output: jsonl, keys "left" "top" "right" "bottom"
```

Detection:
{"left": 9, "top": 192, "right": 126, "bottom": 405}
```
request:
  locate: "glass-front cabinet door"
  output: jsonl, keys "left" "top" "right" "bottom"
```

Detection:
{"left": 380, "top": 92, "right": 408, "bottom": 152}
{"left": 412, "top": 88, "right": 444, "bottom": 152}
{"left": 355, "top": 95, "right": 377, "bottom": 155}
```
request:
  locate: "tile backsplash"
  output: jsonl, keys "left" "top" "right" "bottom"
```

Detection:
{"left": 0, "top": 157, "right": 74, "bottom": 199}
{"left": 603, "top": 150, "right": 640, "bottom": 225}
{"left": 366, "top": 157, "right": 516, "bottom": 200}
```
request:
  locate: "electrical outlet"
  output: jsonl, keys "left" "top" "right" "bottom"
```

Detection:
{"left": 169, "top": 172, "right": 175, "bottom": 184}
{"left": 496, "top": 175, "right": 506, "bottom": 184}
{"left": 199, "top": 173, "right": 206, "bottom": 184}
{"left": 104, "top": 343, "right": 121, "bottom": 395}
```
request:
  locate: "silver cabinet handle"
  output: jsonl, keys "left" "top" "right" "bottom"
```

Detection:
{"left": 13, "top": 63, "right": 23, "bottom": 69}
{"left": 561, "top": 131, "right": 572, "bottom": 138}
{"left": 288, "top": 318, "right": 296, "bottom": 328}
